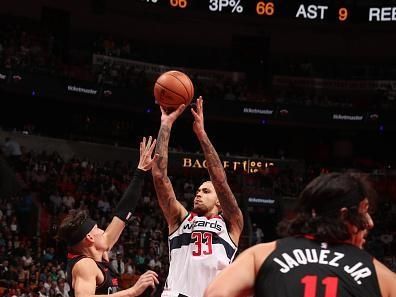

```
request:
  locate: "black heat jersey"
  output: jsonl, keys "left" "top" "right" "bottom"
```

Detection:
{"left": 67, "top": 254, "right": 120, "bottom": 296}
{"left": 255, "top": 237, "right": 382, "bottom": 297}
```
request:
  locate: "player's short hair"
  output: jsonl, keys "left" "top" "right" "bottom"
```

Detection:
{"left": 56, "top": 210, "right": 96, "bottom": 247}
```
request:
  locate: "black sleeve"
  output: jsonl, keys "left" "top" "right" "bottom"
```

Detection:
{"left": 114, "top": 168, "right": 147, "bottom": 222}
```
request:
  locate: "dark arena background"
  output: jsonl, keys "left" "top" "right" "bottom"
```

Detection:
{"left": 0, "top": 0, "right": 395, "bottom": 296}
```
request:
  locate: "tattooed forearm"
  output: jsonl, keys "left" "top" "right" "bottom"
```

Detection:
{"left": 199, "top": 138, "right": 227, "bottom": 184}
{"left": 221, "top": 195, "right": 244, "bottom": 231}
{"left": 155, "top": 125, "right": 171, "bottom": 173}
{"left": 199, "top": 134, "right": 244, "bottom": 233}
{"left": 154, "top": 176, "right": 173, "bottom": 204}
{"left": 153, "top": 174, "right": 185, "bottom": 227}
{"left": 153, "top": 123, "right": 187, "bottom": 228}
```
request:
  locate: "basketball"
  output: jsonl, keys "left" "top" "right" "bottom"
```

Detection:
{"left": 154, "top": 70, "right": 194, "bottom": 110}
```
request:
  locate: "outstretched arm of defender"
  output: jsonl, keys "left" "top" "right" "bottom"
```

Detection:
{"left": 191, "top": 97, "right": 244, "bottom": 243}
{"left": 104, "top": 136, "right": 158, "bottom": 250}
{"left": 152, "top": 105, "right": 188, "bottom": 232}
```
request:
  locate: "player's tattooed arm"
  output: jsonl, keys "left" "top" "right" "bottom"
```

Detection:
{"left": 199, "top": 136, "right": 244, "bottom": 237}
{"left": 192, "top": 97, "right": 243, "bottom": 239}
{"left": 153, "top": 122, "right": 187, "bottom": 230}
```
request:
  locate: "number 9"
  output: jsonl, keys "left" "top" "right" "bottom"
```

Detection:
{"left": 338, "top": 7, "right": 348, "bottom": 21}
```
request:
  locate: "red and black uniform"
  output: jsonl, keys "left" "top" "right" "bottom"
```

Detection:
{"left": 66, "top": 254, "right": 120, "bottom": 296}
{"left": 255, "top": 237, "right": 382, "bottom": 297}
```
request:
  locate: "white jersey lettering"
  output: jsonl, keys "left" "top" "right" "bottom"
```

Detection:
{"left": 162, "top": 213, "right": 237, "bottom": 297}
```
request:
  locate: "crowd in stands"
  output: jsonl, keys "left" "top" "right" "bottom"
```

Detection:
{"left": 2, "top": 17, "right": 396, "bottom": 110}
{"left": 270, "top": 80, "right": 395, "bottom": 110}
{"left": 90, "top": 34, "right": 254, "bottom": 103}
{"left": 0, "top": 20, "right": 60, "bottom": 77}
{"left": 274, "top": 57, "right": 396, "bottom": 80}
{"left": 0, "top": 135, "right": 395, "bottom": 297}
{"left": 91, "top": 35, "right": 235, "bottom": 72}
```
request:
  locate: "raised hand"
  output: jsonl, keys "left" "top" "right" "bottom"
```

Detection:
{"left": 128, "top": 270, "right": 159, "bottom": 297}
{"left": 191, "top": 96, "right": 205, "bottom": 138}
{"left": 160, "top": 104, "right": 186, "bottom": 126}
{"left": 137, "top": 136, "right": 159, "bottom": 171}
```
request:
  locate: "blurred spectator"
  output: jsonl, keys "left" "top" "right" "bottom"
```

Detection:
{"left": 252, "top": 223, "right": 264, "bottom": 244}
{"left": 110, "top": 252, "right": 126, "bottom": 275}
{"left": 57, "top": 277, "right": 70, "bottom": 297}
{"left": 2, "top": 137, "right": 21, "bottom": 158}
{"left": 147, "top": 255, "right": 162, "bottom": 271}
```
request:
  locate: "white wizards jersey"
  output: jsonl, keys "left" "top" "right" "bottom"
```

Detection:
{"left": 162, "top": 212, "right": 238, "bottom": 297}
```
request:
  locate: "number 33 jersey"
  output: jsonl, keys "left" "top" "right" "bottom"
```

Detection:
{"left": 162, "top": 212, "right": 238, "bottom": 297}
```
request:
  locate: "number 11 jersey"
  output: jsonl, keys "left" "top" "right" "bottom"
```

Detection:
{"left": 255, "top": 236, "right": 382, "bottom": 297}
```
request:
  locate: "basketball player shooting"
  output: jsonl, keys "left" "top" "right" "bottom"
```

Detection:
{"left": 152, "top": 96, "right": 244, "bottom": 297}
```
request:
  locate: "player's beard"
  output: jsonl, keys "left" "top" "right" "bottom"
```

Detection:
{"left": 192, "top": 204, "right": 208, "bottom": 216}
